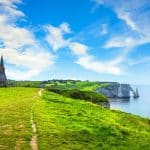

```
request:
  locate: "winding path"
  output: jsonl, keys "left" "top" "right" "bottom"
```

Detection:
{"left": 30, "top": 89, "right": 43, "bottom": 150}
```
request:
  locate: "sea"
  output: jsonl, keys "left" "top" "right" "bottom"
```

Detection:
{"left": 109, "top": 85, "right": 150, "bottom": 118}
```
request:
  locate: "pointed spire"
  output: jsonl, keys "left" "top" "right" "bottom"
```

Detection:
{"left": 1, "top": 55, "right": 4, "bottom": 66}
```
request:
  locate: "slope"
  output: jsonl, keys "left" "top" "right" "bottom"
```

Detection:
{"left": 33, "top": 91, "right": 150, "bottom": 150}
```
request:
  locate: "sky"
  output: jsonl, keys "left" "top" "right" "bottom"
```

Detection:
{"left": 0, "top": 0, "right": 150, "bottom": 84}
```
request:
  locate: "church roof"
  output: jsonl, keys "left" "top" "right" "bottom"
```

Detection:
{"left": 0, "top": 72, "right": 6, "bottom": 80}
{"left": 0, "top": 55, "right": 7, "bottom": 80}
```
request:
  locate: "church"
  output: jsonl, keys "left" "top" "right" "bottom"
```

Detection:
{"left": 0, "top": 55, "right": 7, "bottom": 87}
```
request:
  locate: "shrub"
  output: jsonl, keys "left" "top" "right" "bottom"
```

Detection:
{"left": 47, "top": 88, "right": 108, "bottom": 103}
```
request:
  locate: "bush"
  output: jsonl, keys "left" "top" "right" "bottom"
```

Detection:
{"left": 47, "top": 88, "right": 108, "bottom": 103}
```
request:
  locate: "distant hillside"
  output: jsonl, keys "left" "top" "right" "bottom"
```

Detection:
{"left": 7, "top": 79, "right": 111, "bottom": 90}
{"left": 7, "top": 79, "right": 43, "bottom": 88}
{"left": 45, "top": 80, "right": 111, "bottom": 91}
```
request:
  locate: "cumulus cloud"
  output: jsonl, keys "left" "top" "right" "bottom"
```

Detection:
{"left": 45, "top": 23, "right": 71, "bottom": 51}
{"left": 69, "top": 42, "right": 88, "bottom": 56}
{"left": 90, "top": 0, "right": 150, "bottom": 76}
{"left": 0, "top": 0, "right": 55, "bottom": 80}
{"left": 69, "top": 40, "right": 123, "bottom": 75}
{"left": 45, "top": 23, "right": 123, "bottom": 75}
{"left": 1, "top": 0, "right": 136, "bottom": 78}
{"left": 69, "top": 41, "right": 123, "bottom": 75}
{"left": 77, "top": 55, "right": 122, "bottom": 75}
{"left": 0, "top": 0, "right": 24, "bottom": 22}
{"left": 0, "top": 47, "right": 54, "bottom": 80}
{"left": 93, "top": 0, "right": 150, "bottom": 49}
{"left": 0, "top": 24, "right": 35, "bottom": 49}
{"left": 69, "top": 41, "right": 124, "bottom": 75}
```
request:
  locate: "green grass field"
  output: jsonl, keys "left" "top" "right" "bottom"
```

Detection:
{"left": 34, "top": 91, "right": 150, "bottom": 150}
{"left": 0, "top": 88, "right": 150, "bottom": 150}
{"left": 45, "top": 81, "right": 109, "bottom": 91}
{"left": 0, "top": 88, "right": 39, "bottom": 150}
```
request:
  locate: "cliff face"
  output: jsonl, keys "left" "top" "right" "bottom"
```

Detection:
{"left": 118, "top": 84, "right": 131, "bottom": 98}
{"left": 96, "top": 83, "right": 138, "bottom": 98}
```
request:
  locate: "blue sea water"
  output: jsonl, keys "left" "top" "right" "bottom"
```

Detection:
{"left": 109, "top": 85, "right": 150, "bottom": 118}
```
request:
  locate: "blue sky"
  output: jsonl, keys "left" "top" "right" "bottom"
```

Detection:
{"left": 0, "top": 0, "right": 150, "bottom": 84}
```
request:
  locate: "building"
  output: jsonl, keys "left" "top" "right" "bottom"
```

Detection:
{"left": 0, "top": 55, "right": 7, "bottom": 87}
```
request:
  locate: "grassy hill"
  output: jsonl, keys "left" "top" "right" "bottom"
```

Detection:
{"left": 47, "top": 88, "right": 108, "bottom": 105}
{"left": 0, "top": 88, "right": 150, "bottom": 150}
{"left": 33, "top": 90, "right": 150, "bottom": 150}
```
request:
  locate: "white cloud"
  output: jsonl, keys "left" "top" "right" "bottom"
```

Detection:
{"left": 0, "top": 0, "right": 24, "bottom": 21}
{"left": 104, "top": 34, "right": 150, "bottom": 49}
{"left": 45, "top": 23, "right": 124, "bottom": 75}
{"left": 0, "top": 46, "right": 54, "bottom": 80}
{"left": 2, "top": 47, "right": 54, "bottom": 80}
{"left": 1, "top": 47, "right": 54, "bottom": 69}
{"left": 116, "top": 11, "right": 138, "bottom": 31}
{"left": 0, "top": 0, "right": 131, "bottom": 78}
{"left": 113, "top": 0, "right": 148, "bottom": 32}
{"left": 77, "top": 55, "right": 122, "bottom": 75}
{"left": 93, "top": 0, "right": 150, "bottom": 49}
{"left": 91, "top": 0, "right": 150, "bottom": 74}
{"left": 0, "top": 0, "right": 55, "bottom": 80}
{"left": 45, "top": 23, "right": 71, "bottom": 51}
{"left": 69, "top": 42, "right": 88, "bottom": 56}
{"left": 43, "top": 0, "right": 150, "bottom": 77}
{"left": 104, "top": 36, "right": 137, "bottom": 48}
{"left": 0, "top": 24, "right": 35, "bottom": 49}
{"left": 69, "top": 41, "right": 123, "bottom": 75}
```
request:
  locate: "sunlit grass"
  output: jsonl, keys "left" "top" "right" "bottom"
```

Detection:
{"left": 0, "top": 88, "right": 150, "bottom": 150}
{"left": 0, "top": 88, "right": 39, "bottom": 150}
{"left": 34, "top": 91, "right": 150, "bottom": 150}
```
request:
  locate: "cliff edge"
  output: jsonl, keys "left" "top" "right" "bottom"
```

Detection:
{"left": 96, "top": 83, "right": 139, "bottom": 99}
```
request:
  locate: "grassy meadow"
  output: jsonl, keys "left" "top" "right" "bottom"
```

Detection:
{"left": 34, "top": 91, "right": 150, "bottom": 150}
{"left": 0, "top": 87, "right": 150, "bottom": 150}
{"left": 0, "top": 88, "right": 39, "bottom": 150}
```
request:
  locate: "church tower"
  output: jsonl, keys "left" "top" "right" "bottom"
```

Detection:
{"left": 0, "top": 55, "right": 7, "bottom": 87}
